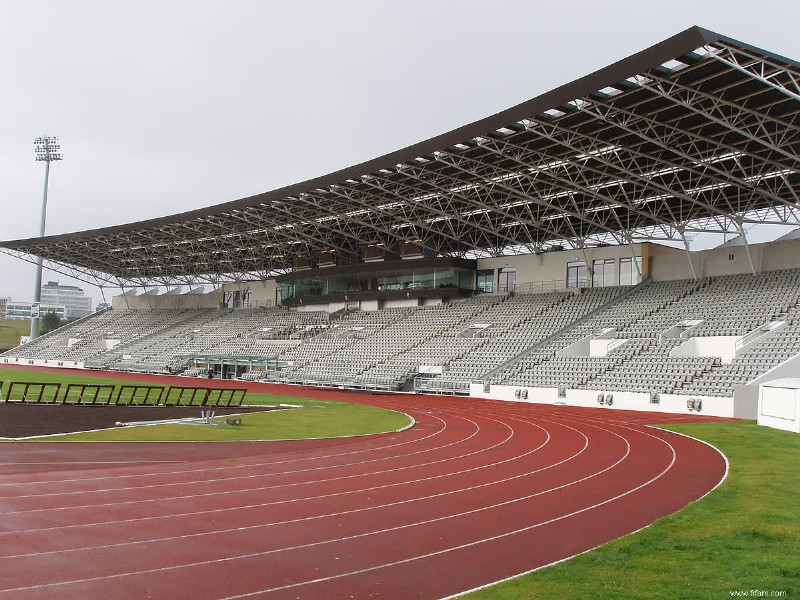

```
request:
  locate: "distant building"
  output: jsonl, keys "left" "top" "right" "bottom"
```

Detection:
{"left": 2, "top": 281, "right": 93, "bottom": 321}
{"left": 4, "top": 301, "right": 65, "bottom": 320}
{"left": 39, "top": 281, "right": 93, "bottom": 318}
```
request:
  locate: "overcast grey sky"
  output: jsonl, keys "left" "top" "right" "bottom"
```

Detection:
{"left": 2, "top": 0, "right": 800, "bottom": 304}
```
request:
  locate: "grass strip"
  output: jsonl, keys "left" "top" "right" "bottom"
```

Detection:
{"left": 34, "top": 402, "right": 411, "bottom": 442}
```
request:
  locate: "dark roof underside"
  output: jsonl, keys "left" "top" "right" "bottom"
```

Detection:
{"left": 3, "top": 26, "right": 800, "bottom": 285}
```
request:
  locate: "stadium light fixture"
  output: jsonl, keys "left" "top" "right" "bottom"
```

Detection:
{"left": 29, "top": 135, "right": 63, "bottom": 340}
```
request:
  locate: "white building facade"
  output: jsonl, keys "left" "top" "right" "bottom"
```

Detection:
{"left": 39, "top": 281, "right": 92, "bottom": 318}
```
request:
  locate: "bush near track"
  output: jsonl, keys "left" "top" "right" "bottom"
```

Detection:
{"left": 469, "top": 421, "right": 799, "bottom": 599}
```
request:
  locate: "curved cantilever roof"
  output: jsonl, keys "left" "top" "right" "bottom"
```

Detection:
{"left": 3, "top": 26, "right": 800, "bottom": 286}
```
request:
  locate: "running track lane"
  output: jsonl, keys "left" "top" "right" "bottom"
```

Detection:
{"left": 0, "top": 394, "right": 728, "bottom": 599}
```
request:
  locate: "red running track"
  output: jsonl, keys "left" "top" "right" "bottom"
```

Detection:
{"left": 0, "top": 386, "right": 728, "bottom": 599}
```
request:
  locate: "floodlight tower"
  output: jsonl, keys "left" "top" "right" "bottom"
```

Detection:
{"left": 30, "top": 136, "right": 63, "bottom": 340}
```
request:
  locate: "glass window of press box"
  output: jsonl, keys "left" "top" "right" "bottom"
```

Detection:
{"left": 278, "top": 266, "right": 475, "bottom": 301}
{"left": 476, "top": 269, "right": 494, "bottom": 293}
{"left": 567, "top": 256, "right": 642, "bottom": 288}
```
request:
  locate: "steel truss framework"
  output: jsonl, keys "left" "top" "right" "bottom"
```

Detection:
{"left": 2, "top": 27, "right": 800, "bottom": 289}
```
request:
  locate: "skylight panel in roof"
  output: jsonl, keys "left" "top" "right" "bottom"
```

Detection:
{"left": 451, "top": 143, "right": 470, "bottom": 151}
{"left": 495, "top": 127, "right": 515, "bottom": 136}
{"left": 463, "top": 208, "right": 490, "bottom": 217}
{"left": 597, "top": 86, "right": 623, "bottom": 97}
{"left": 692, "top": 45, "right": 721, "bottom": 57}
{"left": 660, "top": 58, "right": 689, "bottom": 72}
{"left": 702, "top": 151, "right": 743, "bottom": 165}
{"left": 489, "top": 171, "right": 523, "bottom": 184}
{"left": 574, "top": 144, "right": 620, "bottom": 161}
{"left": 543, "top": 108, "right": 566, "bottom": 118}
{"left": 567, "top": 98, "right": 591, "bottom": 109}
{"left": 448, "top": 182, "right": 480, "bottom": 194}
{"left": 585, "top": 204, "right": 614, "bottom": 214}
{"left": 412, "top": 192, "right": 438, "bottom": 202}
{"left": 625, "top": 74, "right": 653, "bottom": 86}
{"left": 744, "top": 168, "right": 795, "bottom": 183}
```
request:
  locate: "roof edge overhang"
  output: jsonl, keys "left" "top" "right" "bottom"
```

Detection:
{"left": 5, "top": 25, "right": 793, "bottom": 250}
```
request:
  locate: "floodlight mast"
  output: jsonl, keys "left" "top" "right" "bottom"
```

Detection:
{"left": 29, "top": 136, "right": 63, "bottom": 340}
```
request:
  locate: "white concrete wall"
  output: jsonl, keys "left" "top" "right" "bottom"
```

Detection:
{"left": 470, "top": 382, "right": 737, "bottom": 417}
{"left": 475, "top": 243, "right": 651, "bottom": 290}
{"left": 240, "top": 280, "right": 278, "bottom": 307}
{"left": 1, "top": 357, "right": 85, "bottom": 369}
{"left": 650, "top": 236, "right": 800, "bottom": 281}
{"left": 112, "top": 290, "right": 219, "bottom": 309}
{"left": 671, "top": 336, "right": 739, "bottom": 364}
{"left": 383, "top": 299, "right": 420, "bottom": 309}
{"left": 758, "top": 382, "right": 800, "bottom": 433}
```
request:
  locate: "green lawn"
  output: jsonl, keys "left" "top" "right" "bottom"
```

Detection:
{"left": 0, "top": 367, "right": 412, "bottom": 442}
{"left": 468, "top": 421, "right": 800, "bottom": 599}
{"left": 0, "top": 320, "right": 29, "bottom": 350}
{"left": 37, "top": 402, "right": 411, "bottom": 442}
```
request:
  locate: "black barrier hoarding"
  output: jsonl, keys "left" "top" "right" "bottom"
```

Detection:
{"left": 63, "top": 384, "right": 116, "bottom": 405}
{"left": 162, "top": 387, "right": 247, "bottom": 407}
{"left": 5, "top": 382, "right": 62, "bottom": 403}
{"left": 115, "top": 385, "right": 166, "bottom": 406}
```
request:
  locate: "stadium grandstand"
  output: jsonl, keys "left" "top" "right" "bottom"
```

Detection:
{"left": 2, "top": 26, "right": 800, "bottom": 419}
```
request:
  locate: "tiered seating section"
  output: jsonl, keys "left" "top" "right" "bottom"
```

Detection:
{"left": 5, "top": 307, "right": 326, "bottom": 373}
{"left": 4, "top": 269, "right": 800, "bottom": 398}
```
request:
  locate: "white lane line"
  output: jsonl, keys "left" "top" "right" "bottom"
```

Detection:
{"left": 0, "top": 410, "right": 526, "bottom": 535}
{"left": 446, "top": 419, "right": 730, "bottom": 600}
{"left": 220, "top": 423, "right": 679, "bottom": 599}
{"left": 0, "top": 418, "right": 641, "bottom": 595}
{"left": 0, "top": 414, "right": 553, "bottom": 556}
{"left": 0, "top": 412, "right": 482, "bottom": 501}
{"left": 0, "top": 461, "right": 185, "bottom": 465}
{"left": 0, "top": 408, "right": 441, "bottom": 488}
{"left": 0, "top": 412, "right": 486, "bottom": 513}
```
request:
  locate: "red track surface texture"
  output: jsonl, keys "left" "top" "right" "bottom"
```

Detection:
{"left": 0, "top": 387, "right": 727, "bottom": 599}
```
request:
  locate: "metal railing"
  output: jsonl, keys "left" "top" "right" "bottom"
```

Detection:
{"left": 513, "top": 278, "right": 589, "bottom": 294}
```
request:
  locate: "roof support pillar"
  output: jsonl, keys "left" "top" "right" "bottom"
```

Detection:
{"left": 119, "top": 284, "right": 130, "bottom": 309}
{"left": 679, "top": 227, "right": 698, "bottom": 281}
{"left": 578, "top": 241, "right": 594, "bottom": 287}
{"left": 734, "top": 217, "right": 758, "bottom": 276}
{"left": 624, "top": 233, "right": 643, "bottom": 281}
